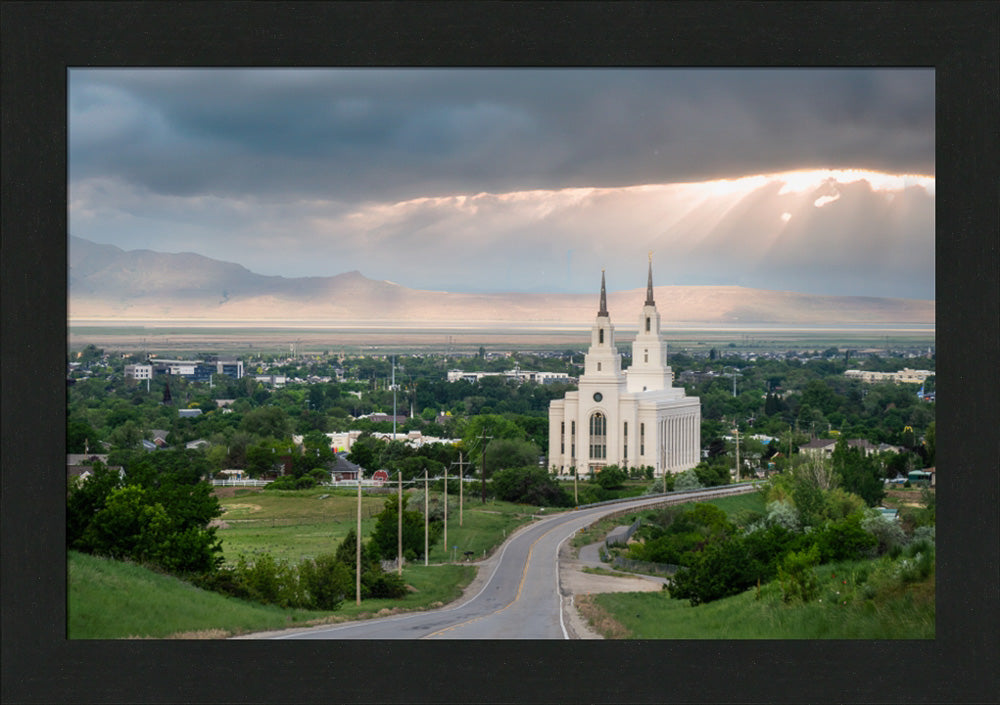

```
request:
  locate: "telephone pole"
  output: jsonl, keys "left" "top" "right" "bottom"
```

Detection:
{"left": 424, "top": 469, "right": 429, "bottom": 566}
{"left": 356, "top": 471, "right": 362, "bottom": 605}
{"left": 736, "top": 424, "right": 741, "bottom": 482}
{"left": 458, "top": 452, "right": 465, "bottom": 526}
{"left": 397, "top": 470, "right": 402, "bottom": 576}
{"left": 443, "top": 462, "right": 448, "bottom": 551}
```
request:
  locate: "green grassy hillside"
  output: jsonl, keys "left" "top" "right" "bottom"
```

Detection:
{"left": 68, "top": 550, "right": 328, "bottom": 638}
{"left": 581, "top": 554, "right": 934, "bottom": 639}
{"left": 69, "top": 550, "right": 476, "bottom": 639}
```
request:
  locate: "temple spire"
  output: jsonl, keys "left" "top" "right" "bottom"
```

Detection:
{"left": 598, "top": 269, "right": 609, "bottom": 317}
{"left": 645, "top": 251, "right": 655, "bottom": 306}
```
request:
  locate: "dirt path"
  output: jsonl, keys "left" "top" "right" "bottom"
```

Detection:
{"left": 557, "top": 539, "right": 665, "bottom": 639}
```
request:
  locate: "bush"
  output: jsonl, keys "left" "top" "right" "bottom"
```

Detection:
{"left": 299, "top": 553, "right": 352, "bottom": 610}
{"left": 674, "top": 468, "right": 702, "bottom": 491}
{"left": 669, "top": 537, "right": 757, "bottom": 606}
{"left": 595, "top": 465, "right": 628, "bottom": 490}
{"left": 234, "top": 553, "right": 307, "bottom": 608}
{"left": 765, "top": 499, "right": 801, "bottom": 532}
{"left": 813, "top": 512, "right": 878, "bottom": 562}
{"left": 69, "top": 467, "right": 223, "bottom": 575}
{"left": 369, "top": 493, "right": 431, "bottom": 561}
{"left": 492, "top": 467, "right": 571, "bottom": 507}
{"left": 362, "top": 570, "right": 408, "bottom": 599}
{"left": 777, "top": 545, "right": 820, "bottom": 603}
{"left": 861, "top": 509, "right": 907, "bottom": 556}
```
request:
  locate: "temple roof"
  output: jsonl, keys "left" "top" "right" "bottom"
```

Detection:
{"left": 645, "top": 252, "right": 656, "bottom": 306}
{"left": 598, "top": 269, "right": 609, "bottom": 317}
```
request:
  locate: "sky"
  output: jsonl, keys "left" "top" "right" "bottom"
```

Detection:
{"left": 68, "top": 68, "right": 935, "bottom": 299}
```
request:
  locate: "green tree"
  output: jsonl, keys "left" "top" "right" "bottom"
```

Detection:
{"left": 669, "top": 536, "right": 756, "bottom": 606}
{"left": 298, "top": 553, "right": 352, "bottom": 610}
{"left": 674, "top": 468, "right": 703, "bottom": 491}
{"left": 483, "top": 438, "right": 540, "bottom": 476}
{"left": 595, "top": 464, "right": 628, "bottom": 490}
{"left": 67, "top": 418, "right": 101, "bottom": 454}
{"left": 108, "top": 420, "right": 142, "bottom": 450}
{"left": 240, "top": 406, "right": 290, "bottom": 438}
{"left": 776, "top": 545, "right": 821, "bottom": 603}
{"left": 369, "top": 493, "right": 428, "bottom": 561}
{"left": 923, "top": 420, "right": 935, "bottom": 467}
{"left": 831, "top": 438, "right": 885, "bottom": 507}
{"left": 492, "top": 466, "right": 571, "bottom": 507}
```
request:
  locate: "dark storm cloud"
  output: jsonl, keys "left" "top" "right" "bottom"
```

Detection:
{"left": 69, "top": 68, "right": 934, "bottom": 203}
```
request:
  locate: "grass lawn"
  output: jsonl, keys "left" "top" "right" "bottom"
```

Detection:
{"left": 216, "top": 487, "right": 386, "bottom": 564}
{"left": 582, "top": 556, "right": 934, "bottom": 639}
{"left": 216, "top": 489, "right": 545, "bottom": 566}
{"left": 426, "top": 499, "right": 550, "bottom": 562}
{"left": 69, "top": 550, "right": 476, "bottom": 639}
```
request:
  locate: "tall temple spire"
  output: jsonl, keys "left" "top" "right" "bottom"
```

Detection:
{"left": 645, "top": 251, "right": 655, "bottom": 306}
{"left": 598, "top": 269, "right": 608, "bottom": 317}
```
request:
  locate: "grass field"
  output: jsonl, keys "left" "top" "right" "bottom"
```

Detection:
{"left": 215, "top": 487, "right": 387, "bottom": 564}
{"left": 580, "top": 555, "right": 934, "bottom": 639}
{"left": 216, "top": 488, "right": 545, "bottom": 565}
{"left": 425, "top": 498, "right": 554, "bottom": 562}
{"left": 68, "top": 550, "right": 476, "bottom": 639}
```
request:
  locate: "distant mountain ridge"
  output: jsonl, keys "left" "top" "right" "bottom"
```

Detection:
{"left": 68, "top": 236, "right": 934, "bottom": 325}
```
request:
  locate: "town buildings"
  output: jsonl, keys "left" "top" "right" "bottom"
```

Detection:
{"left": 548, "top": 259, "right": 701, "bottom": 478}
{"left": 844, "top": 368, "right": 932, "bottom": 384}
{"left": 124, "top": 359, "right": 244, "bottom": 382}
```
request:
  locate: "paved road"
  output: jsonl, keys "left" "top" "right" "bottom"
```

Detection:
{"left": 270, "top": 485, "right": 756, "bottom": 640}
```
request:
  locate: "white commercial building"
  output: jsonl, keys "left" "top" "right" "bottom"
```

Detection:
{"left": 124, "top": 364, "right": 153, "bottom": 380}
{"left": 844, "top": 368, "right": 933, "bottom": 384}
{"left": 549, "top": 260, "right": 701, "bottom": 478}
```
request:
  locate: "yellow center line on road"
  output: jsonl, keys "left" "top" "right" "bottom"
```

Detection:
{"left": 422, "top": 519, "right": 569, "bottom": 638}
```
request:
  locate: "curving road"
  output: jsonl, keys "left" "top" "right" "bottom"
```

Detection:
{"left": 268, "top": 485, "right": 756, "bottom": 640}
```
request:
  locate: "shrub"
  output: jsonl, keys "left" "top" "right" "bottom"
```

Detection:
{"left": 492, "top": 466, "right": 572, "bottom": 506}
{"left": 595, "top": 465, "right": 628, "bottom": 490}
{"left": 362, "top": 570, "right": 408, "bottom": 599}
{"left": 813, "top": 512, "right": 877, "bottom": 562}
{"left": 777, "top": 545, "right": 820, "bottom": 603}
{"left": 861, "top": 509, "right": 907, "bottom": 556}
{"left": 72, "top": 478, "right": 222, "bottom": 575}
{"left": 765, "top": 499, "right": 801, "bottom": 532}
{"left": 298, "top": 553, "right": 352, "bottom": 610}
{"left": 233, "top": 553, "right": 307, "bottom": 608}
{"left": 674, "top": 468, "right": 702, "bottom": 491}
{"left": 369, "top": 493, "right": 431, "bottom": 561}
{"left": 669, "top": 537, "right": 757, "bottom": 606}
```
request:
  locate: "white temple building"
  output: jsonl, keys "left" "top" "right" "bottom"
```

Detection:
{"left": 548, "top": 258, "right": 701, "bottom": 478}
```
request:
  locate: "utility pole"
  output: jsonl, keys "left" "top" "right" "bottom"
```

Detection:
{"left": 392, "top": 356, "right": 396, "bottom": 440}
{"left": 458, "top": 452, "right": 464, "bottom": 526}
{"left": 424, "top": 469, "right": 429, "bottom": 566}
{"left": 397, "top": 470, "right": 402, "bottom": 576}
{"left": 443, "top": 462, "right": 448, "bottom": 552}
{"left": 356, "top": 470, "right": 362, "bottom": 606}
{"left": 735, "top": 423, "right": 741, "bottom": 483}
{"left": 574, "top": 465, "right": 578, "bottom": 506}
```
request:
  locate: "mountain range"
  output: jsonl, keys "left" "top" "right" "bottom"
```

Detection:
{"left": 68, "top": 236, "right": 934, "bottom": 326}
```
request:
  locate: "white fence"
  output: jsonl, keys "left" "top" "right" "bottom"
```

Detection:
{"left": 210, "top": 478, "right": 391, "bottom": 488}
{"left": 211, "top": 479, "right": 272, "bottom": 487}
